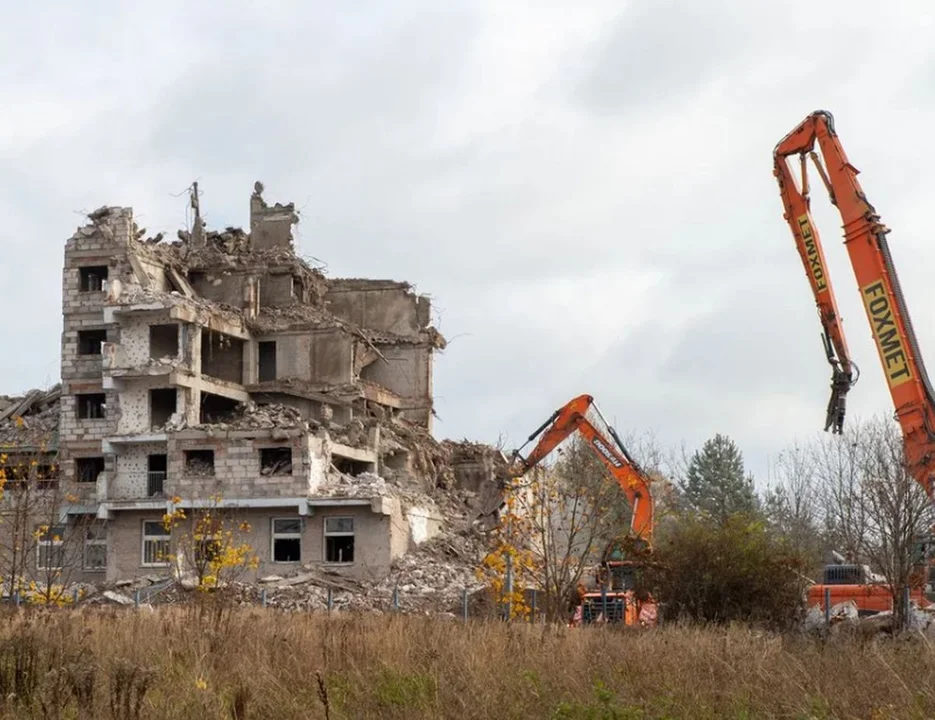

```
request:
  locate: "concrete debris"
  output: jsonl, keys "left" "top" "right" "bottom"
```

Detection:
{"left": 102, "top": 590, "right": 134, "bottom": 606}
{"left": 0, "top": 384, "right": 61, "bottom": 447}
{"left": 805, "top": 601, "right": 935, "bottom": 637}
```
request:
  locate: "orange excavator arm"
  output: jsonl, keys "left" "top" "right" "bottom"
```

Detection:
{"left": 510, "top": 394, "right": 654, "bottom": 548}
{"left": 774, "top": 110, "right": 935, "bottom": 496}
{"left": 773, "top": 111, "right": 857, "bottom": 434}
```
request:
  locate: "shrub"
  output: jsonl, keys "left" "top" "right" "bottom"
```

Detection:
{"left": 649, "top": 513, "right": 810, "bottom": 629}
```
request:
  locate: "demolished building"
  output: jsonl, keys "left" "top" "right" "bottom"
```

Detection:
{"left": 0, "top": 182, "right": 506, "bottom": 589}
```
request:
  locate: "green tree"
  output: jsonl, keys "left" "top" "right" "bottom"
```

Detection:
{"left": 679, "top": 434, "right": 758, "bottom": 522}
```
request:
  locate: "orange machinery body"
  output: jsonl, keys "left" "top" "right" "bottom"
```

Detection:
{"left": 511, "top": 394, "right": 657, "bottom": 627}
{"left": 807, "top": 583, "right": 929, "bottom": 616}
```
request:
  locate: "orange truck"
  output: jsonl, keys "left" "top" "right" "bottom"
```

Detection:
{"left": 773, "top": 110, "right": 935, "bottom": 612}
{"left": 509, "top": 394, "right": 657, "bottom": 626}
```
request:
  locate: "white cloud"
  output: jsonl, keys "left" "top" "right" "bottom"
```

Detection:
{"left": 3, "top": 0, "right": 935, "bottom": 485}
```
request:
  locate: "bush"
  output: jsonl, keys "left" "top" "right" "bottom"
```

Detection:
{"left": 649, "top": 513, "right": 810, "bottom": 629}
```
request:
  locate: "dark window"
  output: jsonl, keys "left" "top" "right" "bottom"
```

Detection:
{"left": 149, "top": 324, "right": 179, "bottom": 359}
{"left": 184, "top": 450, "right": 215, "bottom": 476}
{"left": 258, "top": 341, "right": 277, "bottom": 382}
{"left": 272, "top": 518, "right": 302, "bottom": 562}
{"left": 147, "top": 454, "right": 167, "bottom": 496}
{"left": 77, "top": 329, "right": 107, "bottom": 356}
{"left": 324, "top": 517, "right": 354, "bottom": 563}
{"left": 79, "top": 266, "right": 108, "bottom": 292}
{"left": 201, "top": 330, "right": 244, "bottom": 384}
{"left": 333, "top": 457, "right": 372, "bottom": 476}
{"left": 76, "top": 393, "right": 106, "bottom": 419}
{"left": 149, "top": 388, "right": 177, "bottom": 429}
{"left": 200, "top": 393, "right": 239, "bottom": 424}
{"left": 76, "top": 457, "right": 105, "bottom": 483}
{"left": 260, "top": 447, "right": 292, "bottom": 476}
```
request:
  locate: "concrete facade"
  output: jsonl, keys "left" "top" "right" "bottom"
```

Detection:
{"left": 23, "top": 184, "right": 451, "bottom": 585}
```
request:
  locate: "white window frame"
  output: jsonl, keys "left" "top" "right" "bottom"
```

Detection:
{"left": 271, "top": 517, "right": 302, "bottom": 563}
{"left": 84, "top": 524, "right": 107, "bottom": 571}
{"left": 323, "top": 516, "right": 355, "bottom": 565}
{"left": 141, "top": 520, "right": 171, "bottom": 567}
{"left": 36, "top": 525, "right": 66, "bottom": 571}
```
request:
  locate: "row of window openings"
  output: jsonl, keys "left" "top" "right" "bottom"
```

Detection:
{"left": 76, "top": 324, "right": 181, "bottom": 358}
{"left": 75, "top": 448, "right": 293, "bottom": 494}
{"left": 141, "top": 517, "right": 355, "bottom": 566}
{"left": 38, "top": 517, "right": 353, "bottom": 571}
{"left": 78, "top": 324, "right": 276, "bottom": 383}
{"left": 74, "top": 387, "right": 280, "bottom": 426}
{"left": 37, "top": 524, "right": 106, "bottom": 572}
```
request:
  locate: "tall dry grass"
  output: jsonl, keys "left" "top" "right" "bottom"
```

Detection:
{"left": 0, "top": 606, "right": 932, "bottom": 718}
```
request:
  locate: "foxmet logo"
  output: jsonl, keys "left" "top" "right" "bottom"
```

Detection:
{"left": 797, "top": 214, "right": 828, "bottom": 292}
{"left": 861, "top": 280, "right": 912, "bottom": 387}
{"left": 591, "top": 437, "right": 623, "bottom": 468}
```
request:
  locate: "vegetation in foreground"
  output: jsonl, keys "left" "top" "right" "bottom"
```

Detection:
{"left": 0, "top": 607, "right": 933, "bottom": 719}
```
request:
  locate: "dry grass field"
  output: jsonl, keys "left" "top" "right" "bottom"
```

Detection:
{"left": 0, "top": 606, "right": 932, "bottom": 719}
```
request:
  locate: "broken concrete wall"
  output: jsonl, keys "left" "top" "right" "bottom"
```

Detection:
{"left": 188, "top": 271, "right": 247, "bottom": 308}
{"left": 309, "top": 329, "right": 355, "bottom": 385}
{"left": 360, "top": 345, "right": 432, "bottom": 424}
{"left": 259, "top": 272, "right": 295, "bottom": 307}
{"left": 325, "top": 281, "right": 431, "bottom": 337}
{"left": 260, "top": 333, "right": 311, "bottom": 383}
{"left": 250, "top": 183, "right": 297, "bottom": 251}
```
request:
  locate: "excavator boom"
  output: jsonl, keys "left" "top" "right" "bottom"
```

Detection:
{"left": 511, "top": 394, "right": 654, "bottom": 547}
{"left": 774, "top": 110, "right": 935, "bottom": 496}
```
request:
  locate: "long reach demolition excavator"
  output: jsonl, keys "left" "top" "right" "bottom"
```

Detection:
{"left": 509, "top": 394, "right": 657, "bottom": 626}
{"left": 774, "top": 109, "right": 935, "bottom": 614}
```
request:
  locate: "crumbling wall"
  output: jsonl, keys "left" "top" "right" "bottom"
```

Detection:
{"left": 325, "top": 281, "right": 430, "bottom": 337}
{"left": 189, "top": 271, "right": 248, "bottom": 308}
{"left": 250, "top": 183, "right": 297, "bottom": 251}
{"left": 360, "top": 345, "right": 431, "bottom": 399}
{"left": 259, "top": 272, "right": 296, "bottom": 307}
{"left": 309, "top": 329, "right": 355, "bottom": 385}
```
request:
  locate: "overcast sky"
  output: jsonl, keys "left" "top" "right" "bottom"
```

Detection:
{"left": 2, "top": 1, "right": 934, "bottom": 488}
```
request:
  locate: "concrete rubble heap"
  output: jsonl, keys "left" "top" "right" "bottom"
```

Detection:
{"left": 0, "top": 181, "right": 510, "bottom": 614}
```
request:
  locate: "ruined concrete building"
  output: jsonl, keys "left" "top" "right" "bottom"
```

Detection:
{"left": 0, "top": 183, "right": 504, "bottom": 589}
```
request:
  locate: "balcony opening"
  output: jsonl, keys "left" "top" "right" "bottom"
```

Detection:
{"left": 149, "top": 324, "right": 179, "bottom": 360}
{"left": 258, "top": 341, "right": 277, "bottom": 382}
{"left": 77, "top": 329, "right": 107, "bottom": 356}
{"left": 79, "top": 265, "right": 108, "bottom": 292}
{"left": 75, "top": 457, "right": 105, "bottom": 484}
{"left": 200, "top": 392, "right": 239, "bottom": 424}
{"left": 76, "top": 393, "right": 106, "bottom": 420}
{"left": 201, "top": 330, "right": 245, "bottom": 384}
{"left": 260, "top": 447, "right": 292, "bottom": 476}
{"left": 147, "top": 454, "right": 167, "bottom": 497}
{"left": 333, "top": 457, "right": 373, "bottom": 477}
{"left": 184, "top": 449, "right": 215, "bottom": 477}
{"left": 149, "top": 388, "right": 178, "bottom": 429}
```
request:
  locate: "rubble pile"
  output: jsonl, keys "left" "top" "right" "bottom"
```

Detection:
{"left": 804, "top": 600, "right": 935, "bottom": 637}
{"left": 0, "top": 385, "right": 61, "bottom": 447}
